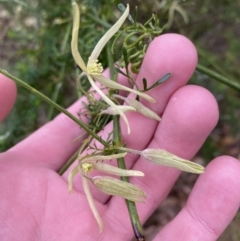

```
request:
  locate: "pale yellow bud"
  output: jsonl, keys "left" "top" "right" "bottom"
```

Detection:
{"left": 92, "top": 176, "right": 146, "bottom": 202}
{"left": 141, "top": 149, "right": 204, "bottom": 174}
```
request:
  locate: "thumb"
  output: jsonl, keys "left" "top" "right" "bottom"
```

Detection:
{"left": 0, "top": 74, "right": 17, "bottom": 122}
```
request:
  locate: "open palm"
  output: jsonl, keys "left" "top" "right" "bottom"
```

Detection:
{"left": 1, "top": 34, "right": 240, "bottom": 241}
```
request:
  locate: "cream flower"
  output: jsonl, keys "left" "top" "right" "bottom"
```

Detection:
{"left": 100, "top": 105, "right": 136, "bottom": 115}
{"left": 71, "top": 2, "right": 155, "bottom": 134}
{"left": 68, "top": 152, "right": 144, "bottom": 232}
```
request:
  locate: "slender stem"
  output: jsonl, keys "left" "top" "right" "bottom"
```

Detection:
{"left": 86, "top": 12, "right": 111, "bottom": 29}
{"left": 58, "top": 134, "right": 92, "bottom": 175}
{"left": 58, "top": 149, "right": 79, "bottom": 175}
{"left": 47, "top": 82, "right": 63, "bottom": 121}
{"left": 118, "top": 147, "right": 142, "bottom": 155}
{"left": 0, "top": 68, "right": 108, "bottom": 147}
{"left": 107, "top": 42, "right": 144, "bottom": 240}
{"left": 196, "top": 64, "right": 240, "bottom": 92}
{"left": 113, "top": 116, "right": 144, "bottom": 241}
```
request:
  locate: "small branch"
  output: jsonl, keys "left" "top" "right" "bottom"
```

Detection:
{"left": 58, "top": 149, "right": 79, "bottom": 175}
{"left": 86, "top": 12, "right": 111, "bottom": 29}
{"left": 196, "top": 64, "right": 240, "bottom": 92}
{"left": 0, "top": 68, "right": 109, "bottom": 147}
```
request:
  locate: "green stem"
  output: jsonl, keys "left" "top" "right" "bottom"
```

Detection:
{"left": 196, "top": 64, "right": 240, "bottom": 92}
{"left": 58, "top": 134, "right": 92, "bottom": 175}
{"left": 58, "top": 149, "right": 79, "bottom": 175}
{"left": 113, "top": 116, "right": 144, "bottom": 241}
{"left": 47, "top": 82, "right": 63, "bottom": 121}
{"left": 107, "top": 43, "right": 144, "bottom": 240}
{"left": 86, "top": 12, "right": 111, "bottom": 29}
{"left": 0, "top": 68, "right": 108, "bottom": 147}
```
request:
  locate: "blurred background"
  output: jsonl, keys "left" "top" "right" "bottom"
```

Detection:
{"left": 0, "top": 0, "right": 240, "bottom": 240}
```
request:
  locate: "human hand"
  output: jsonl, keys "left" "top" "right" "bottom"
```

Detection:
{"left": 1, "top": 34, "right": 240, "bottom": 241}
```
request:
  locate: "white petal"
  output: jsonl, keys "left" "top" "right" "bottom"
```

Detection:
{"left": 114, "top": 95, "right": 161, "bottom": 121}
{"left": 87, "top": 74, "right": 131, "bottom": 134}
{"left": 94, "top": 74, "right": 156, "bottom": 103}
{"left": 82, "top": 177, "right": 103, "bottom": 233}
{"left": 100, "top": 105, "right": 135, "bottom": 115}
{"left": 125, "top": 98, "right": 161, "bottom": 121}
{"left": 71, "top": 2, "right": 87, "bottom": 72}
{"left": 93, "top": 163, "right": 144, "bottom": 177}
{"left": 68, "top": 165, "right": 79, "bottom": 193}
{"left": 80, "top": 152, "right": 127, "bottom": 163}
{"left": 89, "top": 4, "right": 130, "bottom": 62}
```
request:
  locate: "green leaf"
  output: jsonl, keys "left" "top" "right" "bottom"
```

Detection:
{"left": 142, "top": 78, "right": 147, "bottom": 90}
{"left": 145, "top": 73, "right": 171, "bottom": 91}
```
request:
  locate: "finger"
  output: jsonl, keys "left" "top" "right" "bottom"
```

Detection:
{"left": 154, "top": 156, "right": 240, "bottom": 241}
{"left": 99, "top": 85, "right": 219, "bottom": 240}
{"left": 0, "top": 74, "right": 17, "bottom": 122}
{"left": 63, "top": 34, "right": 198, "bottom": 199}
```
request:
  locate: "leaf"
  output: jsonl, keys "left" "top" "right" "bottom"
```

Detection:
{"left": 145, "top": 73, "right": 171, "bottom": 91}
{"left": 142, "top": 78, "right": 147, "bottom": 90}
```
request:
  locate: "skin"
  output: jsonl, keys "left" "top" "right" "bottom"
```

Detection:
{"left": 0, "top": 34, "right": 240, "bottom": 241}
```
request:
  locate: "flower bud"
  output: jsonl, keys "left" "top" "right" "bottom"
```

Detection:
{"left": 92, "top": 176, "right": 146, "bottom": 202}
{"left": 141, "top": 149, "right": 204, "bottom": 174}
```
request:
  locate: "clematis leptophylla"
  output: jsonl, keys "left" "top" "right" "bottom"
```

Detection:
{"left": 71, "top": 2, "right": 155, "bottom": 134}
{"left": 68, "top": 152, "right": 145, "bottom": 232}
